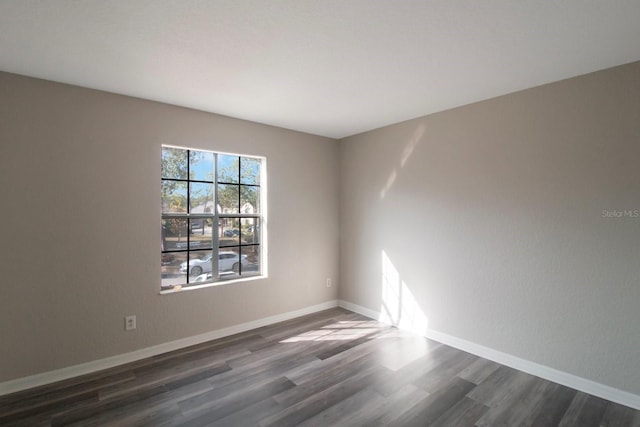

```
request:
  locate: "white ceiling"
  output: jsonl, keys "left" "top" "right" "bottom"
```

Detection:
{"left": 1, "top": 1, "right": 639, "bottom": 139}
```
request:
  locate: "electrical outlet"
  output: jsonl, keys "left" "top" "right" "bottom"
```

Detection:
{"left": 125, "top": 315, "right": 136, "bottom": 331}
{"left": 326, "top": 278, "right": 332, "bottom": 288}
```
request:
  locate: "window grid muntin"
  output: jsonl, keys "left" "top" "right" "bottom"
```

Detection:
{"left": 161, "top": 147, "right": 262, "bottom": 289}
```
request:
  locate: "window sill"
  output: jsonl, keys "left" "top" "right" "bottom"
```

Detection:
{"left": 159, "top": 274, "right": 266, "bottom": 295}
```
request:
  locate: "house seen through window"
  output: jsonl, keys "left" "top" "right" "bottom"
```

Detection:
{"left": 161, "top": 146, "right": 264, "bottom": 290}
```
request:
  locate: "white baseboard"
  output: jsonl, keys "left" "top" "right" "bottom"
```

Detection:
{"left": 0, "top": 300, "right": 339, "bottom": 397}
{"left": 338, "top": 299, "right": 640, "bottom": 410}
{"left": 338, "top": 299, "right": 381, "bottom": 320}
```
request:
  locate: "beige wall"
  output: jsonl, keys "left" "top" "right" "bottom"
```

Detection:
{"left": 339, "top": 61, "right": 640, "bottom": 395}
{"left": 2, "top": 61, "right": 639, "bottom": 397}
{"left": 0, "top": 72, "right": 339, "bottom": 382}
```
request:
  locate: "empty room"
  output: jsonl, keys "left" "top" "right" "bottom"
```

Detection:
{"left": 1, "top": 1, "right": 639, "bottom": 426}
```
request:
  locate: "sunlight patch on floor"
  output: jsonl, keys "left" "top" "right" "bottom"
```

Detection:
{"left": 279, "top": 321, "right": 380, "bottom": 343}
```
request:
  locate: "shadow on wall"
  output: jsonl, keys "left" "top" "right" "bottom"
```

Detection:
{"left": 380, "top": 123, "right": 426, "bottom": 199}
{"left": 376, "top": 123, "right": 431, "bottom": 334}
{"left": 380, "top": 250, "right": 429, "bottom": 336}
{"left": 275, "top": 252, "right": 429, "bottom": 343}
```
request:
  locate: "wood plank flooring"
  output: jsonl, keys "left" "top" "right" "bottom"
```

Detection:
{"left": 1, "top": 307, "right": 638, "bottom": 426}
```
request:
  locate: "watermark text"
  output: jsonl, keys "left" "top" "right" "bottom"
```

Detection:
{"left": 602, "top": 209, "right": 640, "bottom": 218}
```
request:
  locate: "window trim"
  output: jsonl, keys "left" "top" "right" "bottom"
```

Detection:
{"left": 160, "top": 145, "right": 266, "bottom": 293}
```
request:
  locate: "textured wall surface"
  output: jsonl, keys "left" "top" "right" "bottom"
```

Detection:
{"left": 2, "top": 62, "right": 639, "bottom": 397}
{"left": 0, "top": 72, "right": 339, "bottom": 382}
{"left": 339, "top": 62, "right": 640, "bottom": 395}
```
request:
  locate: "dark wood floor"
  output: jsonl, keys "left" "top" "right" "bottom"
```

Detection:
{"left": 1, "top": 308, "right": 638, "bottom": 426}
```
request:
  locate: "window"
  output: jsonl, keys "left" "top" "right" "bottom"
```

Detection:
{"left": 161, "top": 146, "right": 264, "bottom": 291}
